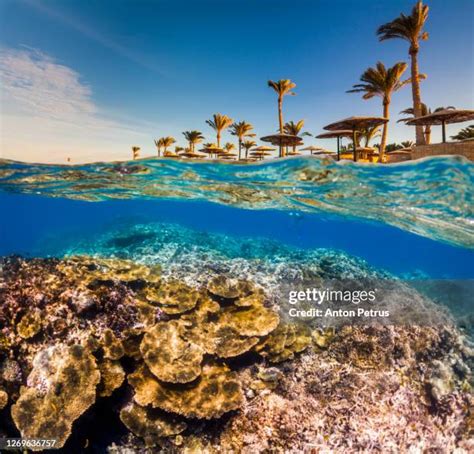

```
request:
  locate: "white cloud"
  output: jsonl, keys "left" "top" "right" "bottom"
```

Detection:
{"left": 0, "top": 47, "right": 150, "bottom": 163}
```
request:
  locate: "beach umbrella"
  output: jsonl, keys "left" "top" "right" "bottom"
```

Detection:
{"left": 300, "top": 145, "right": 324, "bottom": 155}
{"left": 405, "top": 109, "right": 474, "bottom": 143}
{"left": 250, "top": 151, "right": 272, "bottom": 160}
{"left": 219, "top": 152, "right": 238, "bottom": 160}
{"left": 163, "top": 152, "right": 180, "bottom": 158}
{"left": 260, "top": 134, "right": 303, "bottom": 157}
{"left": 180, "top": 152, "right": 205, "bottom": 159}
{"left": 312, "top": 149, "right": 336, "bottom": 156}
{"left": 316, "top": 130, "right": 353, "bottom": 161}
{"left": 219, "top": 155, "right": 237, "bottom": 160}
{"left": 199, "top": 146, "right": 225, "bottom": 158}
{"left": 251, "top": 145, "right": 277, "bottom": 152}
{"left": 286, "top": 151, "right": 301, "bottom": 156}
{"left": 323, "top": 118, "right": 388, "bottom": 162}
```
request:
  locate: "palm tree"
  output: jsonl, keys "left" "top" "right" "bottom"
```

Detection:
{"left": 451, "top": 125, "right": 474, "bottom": 141}
{"left": 132, "top": 146, "right": 140, "bottom": 160}
{"left": 347, "top": 61, "right": 411, "bottom": 162}
{"left": 268, "top": 79, "right": 296, "bottom": 157}
{"left": 359, "top": 125, "right": 382, "bottom": 147}
{"left": 377, "top": 0, "right": 429, "bottom": 145}
{"left": 230, "top": 121, "right": 254, "bottom": 160}
{"left": 182, "top": 130, "right": 205, "bottom": 153}
{"left": 154, "top": 138, "right": 164, "bottom": 156}
{"left": 161, "top": 136, "right": 176, "bottom": 153}
{"left": 267, "top": 80, "right": 296, "bottom": 133}
{"left": 223, "top": 142, "right": 236, "bottom": 153}
{"left": 206, "top": 114, "right": 233, "bottom": 148}
{"left": 242, "top": 140, "right": 256, "bottom": 159}
{"left": 284, "top": 120, "right": 305, "bottom": 154}
{"left": 400, "top": 140, "right": 414, "bottom": 148}
{"left": 175, "top": 146, "right": 184, "bottom": 154}
{"left": 399, "top": 105, "right": 455, "bottom": 144}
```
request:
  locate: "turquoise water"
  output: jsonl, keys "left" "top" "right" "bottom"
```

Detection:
{"left": 0, "top": 155, "right": 473, "bottom": 281}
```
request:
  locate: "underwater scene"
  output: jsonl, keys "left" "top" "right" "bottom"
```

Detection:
{"left": 0, "top": 155, "right": 473, "bottom": 452}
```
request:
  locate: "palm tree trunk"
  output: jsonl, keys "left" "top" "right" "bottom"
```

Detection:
{"left": 217, "top": 133, "right": 221, "bottom": 149}
{"left": 278, "top": 96, "right": 283, "bottom": 133}
{"left": 238, "top": 139, "right": 242, "bottom": 160}
{"left": 278, "top": 96, "right": 283, "bottom": 157}
{"left": 380, "top": 100, "right": 390, "bottom": 163}
{"left": 424, "top": 125, "right": 431, "bottom": 144}
{"left": 410, "top": 46, "right": 426, "bottom": 145}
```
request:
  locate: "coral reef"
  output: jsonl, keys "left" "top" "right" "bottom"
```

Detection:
{"left": 11, "top": 345, "right": 100, "bottom": 450}
{"left": 0, "top": 252, "right": 472, "bottom": 452}
{"left": 129, "top": 362, "right": 243, "bottom": 419}
{"left": 120, "top": 402, "right": 186, "bottom": 448}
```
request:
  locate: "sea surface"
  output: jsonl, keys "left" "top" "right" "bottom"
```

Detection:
{"left": 1, "top": 155, "right": 473, "bottom": 278}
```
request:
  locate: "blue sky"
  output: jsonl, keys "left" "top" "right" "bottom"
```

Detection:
{"left": 0, "top": 0, "right": 473, "bottom": 163}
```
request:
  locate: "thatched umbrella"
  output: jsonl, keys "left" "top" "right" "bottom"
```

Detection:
{"left": 354, "top": 147, "right": 378, "bottom": 161}
{"left": 286, "top": 151, "right": 301, "bottom": 156}
{"left": 300, "top": 145, "right": 324, "bottom": 155}
{"left": 180, "top": 152, "right": 205, "bottom": 159}
{"left": 323, "top": 118, "right": 388, "bottom": 162}
{"left": 219, "top": 152, "right": 238, "bottom": 159}
{"left": 316, "top": 130, "right": 353, "bottom": 161}
{"left": 251, "top": 145, "right": 276, "bottom": 152}
{"left": 163, "top": 152, "right": 180, "bottom": 158}
{"left": 312, "top": 149, "right": 336, "bottom": 156}
{"left": 405, "top": 109, "right": 474, "bottom": 143}
{"left": 200, "top": 146, "right": 225, "bottom": 158}
{"left": 260, "top": 134, "right": 302, "bottom": 157}
{"left": 250, "top": 150, "right": 272, "bottom": 161}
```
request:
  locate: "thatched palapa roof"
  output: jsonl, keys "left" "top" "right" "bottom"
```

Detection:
{"left": 323, "top": 117, "right": 388, "bottom": 131}
{"left": 260, "top": 134, "right": 303, "bottom": 146}
{"left": 316, "top": 130, "right": 354, "bottom": 139}
{"left": 405, "top": 109, "right": 474, "bottom": 126}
